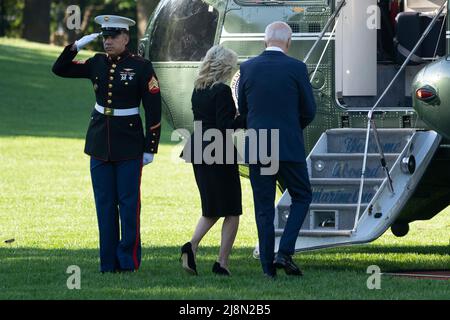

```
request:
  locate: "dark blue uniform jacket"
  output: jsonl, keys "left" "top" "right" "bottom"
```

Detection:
{"left": 52, "top": 44, "right": 162, "bottom": 161}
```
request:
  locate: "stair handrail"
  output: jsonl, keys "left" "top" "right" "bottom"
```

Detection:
{"left": 304, "top": 0, "right": 346, "bottom": 64}
{"left": 353, "top": 0, "right": 448, "bottom": 233}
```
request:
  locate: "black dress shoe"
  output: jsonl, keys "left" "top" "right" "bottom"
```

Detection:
{"left": 274, "top": 253, "right": 303, "bottom": 276}
{"left": 180, "top": 242, "right": 197, "bottom": 275}
{"left": 263, "top": 272, "right": 277, "bottom": 279}
{"left": 263, "top": 264, "right": 277, "bottom": 279}
{"left": 100, "top": 270, "right": 117, "bottom": 274}
{"left": 117, "top": 268, "right": 135, "bottom": 273}
{"left": 212, "top": 262, "right": 231, "bottom": 276}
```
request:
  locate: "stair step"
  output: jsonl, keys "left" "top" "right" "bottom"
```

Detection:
{"left": 326, "top": 128, "right": 415, "bottom": 134}
{"left": 308, "top": 203, "right": 367, "bottom": 230}
{"left": 275, "top": 229, "right": 353, "bottom": 237}
{"left": 309, "top": 203, "right": 370, "bottom": 209}
{"left": 310, "top": 178, "right": 384, "bottom": 184}
{"left": 277, "top": 203, "right": 369, "bottom": 231}
{"left": 326, "top": 129, "right": 414, "bottom": 154}
{"left": 310, "top": 178, "right": 382, "bottom": 204}
{"left": 310, "top": 153, "right": 400, "bottom": 159}
{"left": 310, "top": 153, "right": 399, "bottom": 178}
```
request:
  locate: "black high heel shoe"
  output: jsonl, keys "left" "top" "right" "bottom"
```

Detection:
{"left": 212, "top": 262, "right": 231, "bottom": 276}
{"left": 180, "top": 242, "right": 197, "bottom": 275}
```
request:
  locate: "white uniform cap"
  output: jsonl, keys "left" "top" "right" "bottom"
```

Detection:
{"left": 94, "top": 15, "right": 136, "bottom": 32}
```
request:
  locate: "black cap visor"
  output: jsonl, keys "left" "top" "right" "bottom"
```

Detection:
{"left": 101, "top": 28, "right": 125, "bottom": 37}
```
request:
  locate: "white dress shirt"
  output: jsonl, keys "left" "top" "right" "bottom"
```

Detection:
{"left": 265, "top": 46, "right": 284, "bottom": 53}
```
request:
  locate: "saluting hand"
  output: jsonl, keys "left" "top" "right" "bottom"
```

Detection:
{"left": 143, "top": 153, "right": 154, "bottom": 166}
{"left": 74, "top": 33, "right": 101, "bottom": 51}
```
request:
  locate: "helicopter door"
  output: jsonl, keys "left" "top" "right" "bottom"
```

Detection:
{"left": 335, "top": 0, "right": 377, "bottom": 97}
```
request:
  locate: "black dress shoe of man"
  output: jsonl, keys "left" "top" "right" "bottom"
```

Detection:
{"left": 264, "top": 272, "right": 277, "bottom": 280}
{"left": 181, "top": 242, "right": 198, "bottom": 275}
{"left": 274, "top": 253, "right": 303, "bottom": 276}
{"left": 212, "top": 262, "right": 231, "bottom": 276}
{"left": 263, "top": 264, "right": 277, "bottom": 279}
{"left": 117, "top": 268, "right": 135, "bottom": 273}
{"left": 100, "top": 270, "right": 117, "bottom": 274}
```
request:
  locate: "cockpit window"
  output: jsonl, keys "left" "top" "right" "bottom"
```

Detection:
{"left": 148, "top": 0, "right": 219, "bottom": 61}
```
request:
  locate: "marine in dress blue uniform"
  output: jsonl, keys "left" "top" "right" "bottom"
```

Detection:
{"left": 52, "top": 15, "right": 162, "bottom": 272}
{"left": 238, "top": 23, "right": 316, "bottom": 277}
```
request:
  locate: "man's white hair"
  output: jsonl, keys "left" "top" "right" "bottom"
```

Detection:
{"left": 264, "top": 21, "right": 292, "bottom": 44}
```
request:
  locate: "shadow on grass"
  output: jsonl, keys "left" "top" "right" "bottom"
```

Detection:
{"left": 310, "top": 243, "right": 450, "bottom": 256}
{"left": 1, "top": 244, "right": 448, "bottom": 274}
{"left": 0, "top": 244, "right": 448, "bottom": 299}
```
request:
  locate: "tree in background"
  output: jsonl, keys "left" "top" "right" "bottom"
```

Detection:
{"left": 1, "top": 0, "right": 24, "bottom": 38}
{"left": 0, "top": 0, "right": 160, "bottom": 51}
{"left": 137, "top": 0, "right": 160, "bottom": 39}
{"left": 0, "top": 0, "right": 5, "bottom": 37}
{"left": 51, "top": 0, "right": 107, "bottom": 45}
{"left": 23, "top": 0, "right": 51, "bottom": 43}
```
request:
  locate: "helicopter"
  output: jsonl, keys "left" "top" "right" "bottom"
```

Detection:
{"left": 139, "top": 0, "right": 450, "bottom": 253}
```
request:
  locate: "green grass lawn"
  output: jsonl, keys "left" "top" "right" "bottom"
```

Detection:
{"left": 0, "top": 38, "right": 449, "bottom": 300}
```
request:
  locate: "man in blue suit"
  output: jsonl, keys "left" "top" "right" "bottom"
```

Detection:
{"left": 238, "top": 21, "right": 316, "bottom": 278}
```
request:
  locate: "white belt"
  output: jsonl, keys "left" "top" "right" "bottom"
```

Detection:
{"left": 95, "top": 103, "right": 139, "bottom": 116}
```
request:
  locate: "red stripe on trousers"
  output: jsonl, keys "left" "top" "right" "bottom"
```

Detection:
{"left": 133, "top": 159, "right": 143, "bottom": 270}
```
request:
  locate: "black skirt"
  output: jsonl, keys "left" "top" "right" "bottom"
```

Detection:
{"left": 193, "top": 163, "right": 242, "bottom": 217}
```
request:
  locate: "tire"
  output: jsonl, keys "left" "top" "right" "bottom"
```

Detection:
{"left": 391, "top": 222, "right": 409, "bottom": 237}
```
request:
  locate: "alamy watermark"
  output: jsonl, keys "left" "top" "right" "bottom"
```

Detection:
{"left": 66, "top": 265, "right": 81, "bottom": 290}
{"left": 366, "top": 5, "right": 381, "bottom": 30}
{"left": 66, "top": 5, "right": 81, "bottom": 31}
{"left": 366, "top": 265, "right": 381, "bottom": 290}
{"left": 62, "top": 2, "right": 381, "bottom": 34}
{"left": 172, "top": 121, "right": 280, "bottom": 175}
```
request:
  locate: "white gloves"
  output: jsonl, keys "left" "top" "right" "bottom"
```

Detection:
{"left": 143, "top": 153, "right": 154, "bottom": 166}
{"left": 74, "top": 33, "right": 101, "bottom": 51}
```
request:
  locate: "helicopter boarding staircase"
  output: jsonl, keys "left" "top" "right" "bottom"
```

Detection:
{"left": 258, "top": 128, "right": 441, "bottom": 255}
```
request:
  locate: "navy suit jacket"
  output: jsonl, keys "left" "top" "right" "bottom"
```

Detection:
{"left": 238, "top": 50, "right": 317, "bottom": 163}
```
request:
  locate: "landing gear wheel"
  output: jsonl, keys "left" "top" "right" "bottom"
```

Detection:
{"left": 253, "top": 247, "right": 260, "bottom": 260}
{"left": 391, "top": 223, "right": 409, "bottom": 237}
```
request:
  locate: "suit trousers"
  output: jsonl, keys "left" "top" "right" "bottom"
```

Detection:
{"left": 249, "top": 161, "right": 312, "bottom": 274}
{"left": 90, "top": 157, "right": 143, "bottom": 272}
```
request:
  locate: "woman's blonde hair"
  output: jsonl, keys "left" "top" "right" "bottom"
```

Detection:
{"left": 194, "top": 45, "right": 238, "bottom": 90}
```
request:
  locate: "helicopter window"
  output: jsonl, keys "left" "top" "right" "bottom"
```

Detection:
{"left": 288, "top": 22, "right": 300, "bottom": 33}
{"left": 148, "top": 0, "right": 219, "bottom": 61}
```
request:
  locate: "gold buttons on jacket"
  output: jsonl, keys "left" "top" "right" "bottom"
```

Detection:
{"left": 112, "top": 64, "right": 117, "bottom": 68}
{"left": 108, "top": 92, "right": 112, "bottom": 97}
{"left": 110, "top": 69, "right": 115, "bottom": 73}
{"left": 107, "top": 100, "right": 112, "bottom": 104}
{"left": 109, "top": 76, "right": 114, "bottom": 81}
{"left": 108, "top": 84, "right": 113, "bottom": 89}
